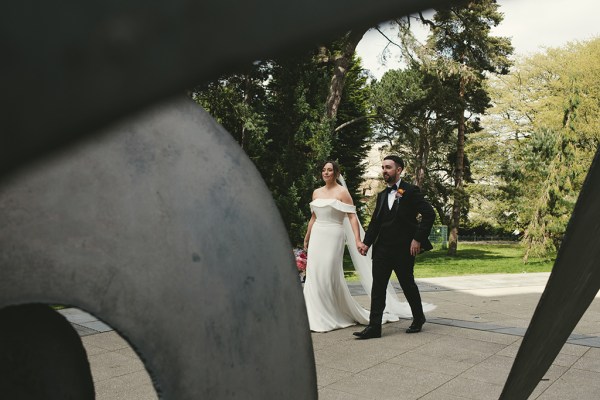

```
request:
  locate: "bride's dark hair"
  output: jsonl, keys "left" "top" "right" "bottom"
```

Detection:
{"left": 321, "top": 160, "right": 341, "bottom": 184}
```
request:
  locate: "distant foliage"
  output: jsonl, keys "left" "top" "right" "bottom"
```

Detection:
{"left": 489, "top": 39, "right": 600, "bottom": 260}
{"left": 369, "top": 66, "right": 457, "bottom": 225}
{"left": 191, "top": 44, "right": 374, "bottom": 245}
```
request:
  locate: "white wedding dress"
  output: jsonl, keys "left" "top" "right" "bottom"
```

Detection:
{"left": 303, "top": 198, "right": 372, "bottom": 332}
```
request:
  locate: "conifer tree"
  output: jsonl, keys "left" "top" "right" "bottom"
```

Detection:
{"left": 423, "top": 0, "right": 513, "bottom": 255}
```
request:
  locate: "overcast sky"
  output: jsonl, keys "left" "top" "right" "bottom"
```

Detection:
{"left": 356, "top": 0, "right": 600, "bottom": 79}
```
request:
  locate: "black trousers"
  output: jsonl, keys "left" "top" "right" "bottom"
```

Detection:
{"left": 369, "top": 254, "right": 424, "bottom": 326}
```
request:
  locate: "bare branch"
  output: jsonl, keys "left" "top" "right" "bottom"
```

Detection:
{"left": 418, "top": 11, "right": 436, "bottom": 29}
{"left": 375, "top": 27, "right": 402, "bottom": 49}
{"left": 334, "top": 115, "right": 372, "bottom": 132}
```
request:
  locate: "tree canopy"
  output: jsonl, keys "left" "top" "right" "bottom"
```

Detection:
{"left": 191, "top": 37, "right": 374, "bottom": 246}
{"left": 487, "top": 38, "right": 600, "bottom": 259}
{"left": 191, "top": 4, "right": 599, "bottom": 262}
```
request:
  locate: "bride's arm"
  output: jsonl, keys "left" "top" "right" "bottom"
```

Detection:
{"left": 347, "top": 213, "right": 363, "bottom": 247}
{"left": 304, "top": 189, "right": 319, "bottom": 249}
{"left": 339, "top": 188, "right": 363, "bottom": 247}
{"left": 304, "top": 212, "right": 316, "bottom": 250}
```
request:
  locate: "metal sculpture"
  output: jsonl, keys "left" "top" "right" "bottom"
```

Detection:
{"left": 0, "top": 99, "right": 316, "bottom": 398}
{"left": 0, "top": 2, "right": 458, "bottom": 396}
{"left": 1, "top": 0, "right": 598, "bottom": 398}
{"left": 1, "top": 0, "right": 452, "bottom": 178}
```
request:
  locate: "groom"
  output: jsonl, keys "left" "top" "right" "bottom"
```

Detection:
{"left": 355, "top": 155, "right": 435, "bottom": 339}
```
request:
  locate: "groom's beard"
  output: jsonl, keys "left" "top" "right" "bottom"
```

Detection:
{"left": 383, "top": 173, "right": 396, "bottom": 184}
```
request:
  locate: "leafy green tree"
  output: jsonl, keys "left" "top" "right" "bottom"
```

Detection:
{"left": 266, "top": 48, "right": 375, "bottom": 244}
{"left": 191, "top": 62, "right": 271, "bottom": 164}
{"left": 261, "top": 53, "right": 333, "bottom": 244}
{"left": 331, "top": 56, "right": 374, "bottom": 221}
{"left": 191, "top": 32, "right": 375, "bottom": 246}
{"left": 369, "top": 66, "right": 456, "bottom": 225}
{"left": 421, "top": 0, "right": 513, "bottom": 255}
{"left": 461, "top": 128, "right": 507, "bottom": 237}
{"left": 490, "top": 39, "right": 600, "bottom": 259}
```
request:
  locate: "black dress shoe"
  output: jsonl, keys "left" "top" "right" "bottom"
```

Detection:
{"left": 352, "top": 328, "right": 364, "bottom": 337}
{"left": 353, "top": 325, "right": 381, "bottom": 339}
{"left": 352, "top": 326, "right": 368, "bottom": 337}
{"left": 406, "top": 317, "right": 426, "bottom": 333}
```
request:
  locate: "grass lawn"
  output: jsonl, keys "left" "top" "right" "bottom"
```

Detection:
{"left": 343, "top": 242, "right": 555, "bottom": 280}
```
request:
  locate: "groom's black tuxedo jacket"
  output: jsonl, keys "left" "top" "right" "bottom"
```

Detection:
{"left": 363, "top": 180, "right": 435, "bottom": 260}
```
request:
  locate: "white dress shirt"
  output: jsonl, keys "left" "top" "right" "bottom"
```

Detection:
{"left": 387, "top": 178, "right": 402, "bottom": 209}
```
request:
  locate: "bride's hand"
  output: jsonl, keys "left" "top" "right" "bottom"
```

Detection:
{"left": 362, "top": 243, "right": 370, "bottom": 256}
{"left": 356, "top": 241, "right": 365, "bottom": 255}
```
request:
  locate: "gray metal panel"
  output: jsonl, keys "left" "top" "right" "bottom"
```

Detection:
{"left": 10, "top": 1, "right": 598, "bottom": 398}
{"left": 0, "top": 98, "right": 316, "bottom": 399}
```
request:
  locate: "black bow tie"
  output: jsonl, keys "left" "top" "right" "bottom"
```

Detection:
{"left": 386, "top": 184, "right": 398, "bottom": 193}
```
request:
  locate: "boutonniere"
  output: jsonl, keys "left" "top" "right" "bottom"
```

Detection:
{"left": 395, "top": 188, "right": 405, "bottom": 199}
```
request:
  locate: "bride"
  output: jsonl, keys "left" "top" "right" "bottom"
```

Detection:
{"left": 302, "top": 160, "right": 434, "bottom": 332}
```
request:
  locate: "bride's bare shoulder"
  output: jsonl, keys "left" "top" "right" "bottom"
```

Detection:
{"left": 312, "top": 186, "right": 326, "bottom": 199}
{"left": 338, "top": 186, "right": 354, "bottom": 205}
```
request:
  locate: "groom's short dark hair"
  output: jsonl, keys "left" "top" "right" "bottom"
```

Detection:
{"left": 384, "top": 155, "right": 404, "bottom": 169}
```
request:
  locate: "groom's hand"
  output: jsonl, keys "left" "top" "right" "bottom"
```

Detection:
{"left": 356, "top": 241, "right": 363, "bottom": 255}
{"left": 410, "top": 239, "right": 421, "bottom": 256}
{"left": 359, "top": 243, "right": 369, "bottom": 256}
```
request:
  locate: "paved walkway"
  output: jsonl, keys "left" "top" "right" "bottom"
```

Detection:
{"left": 60, "top": 272, "right": 600, "bottom": 399}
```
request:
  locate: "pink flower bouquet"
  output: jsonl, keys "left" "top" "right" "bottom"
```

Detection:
{"left": 294, "top": 248, "right": 307, "bottom": 272}
{"left": 293, "top": 248, "right": 307, "bottom": 282}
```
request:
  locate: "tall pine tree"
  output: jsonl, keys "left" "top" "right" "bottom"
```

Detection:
{"left": 423, "top": 1, "right": 512, "bottom": 255}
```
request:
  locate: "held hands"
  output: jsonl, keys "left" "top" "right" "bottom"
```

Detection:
{"left": 410, "top": 239, "right": 421, "bottom": 256}
{"left": 356, "top": 241, "right": 419, "bottom": 256}
{"left": 357, "top": 241, "right": 419, "bottom": 256}
{"left": 357, "top": 242, "right": 369, "bottom": 256}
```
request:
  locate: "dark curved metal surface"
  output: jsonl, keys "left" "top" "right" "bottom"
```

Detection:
{"left": 1, "top": 0, "right": 452, "bottom": 178}
{"left": 4, "top": 0, "right": 599, "bottom": 398}
{"left": 0, "top": 98, "right": 315, "bottom": 398}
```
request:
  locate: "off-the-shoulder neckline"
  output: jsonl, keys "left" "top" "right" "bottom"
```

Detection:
{"left": 311, "top": 198, "right": 346, "bottom": 203}
{"left": 310, "top": 198, "right": 355, "bottom": 207}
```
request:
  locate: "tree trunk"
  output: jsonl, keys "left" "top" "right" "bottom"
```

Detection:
{"left": 447, "top": 72, "right": 466, "bottom": 256}
{"left": 414, "top": 125, "right": 430, "bottom": 188}
{"left": 324, "top": 28, "right": 368, "bottom": 122}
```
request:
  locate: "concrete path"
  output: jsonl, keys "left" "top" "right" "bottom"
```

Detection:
{"left": 60, "top": 272, "right": 600, "bottom": 399}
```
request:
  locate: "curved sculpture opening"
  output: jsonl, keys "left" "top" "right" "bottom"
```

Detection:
{"left": 0, "top": 304, "right": 160, "bottom": 399}
{"left": 61, "top": 307, "right": 160, "bottom": 400}
{"left": 0, "top": 304, "right": 95, "bottom": 399}
{"left": 0, "top": 98, "right": 316, "bottom": 399}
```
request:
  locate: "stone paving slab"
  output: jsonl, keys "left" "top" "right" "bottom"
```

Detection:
{"left": 59, "top": 272, "right": 600, "bottom": 399}
{"left": 58, "top": 308, "right": 113, "bottom": 335}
